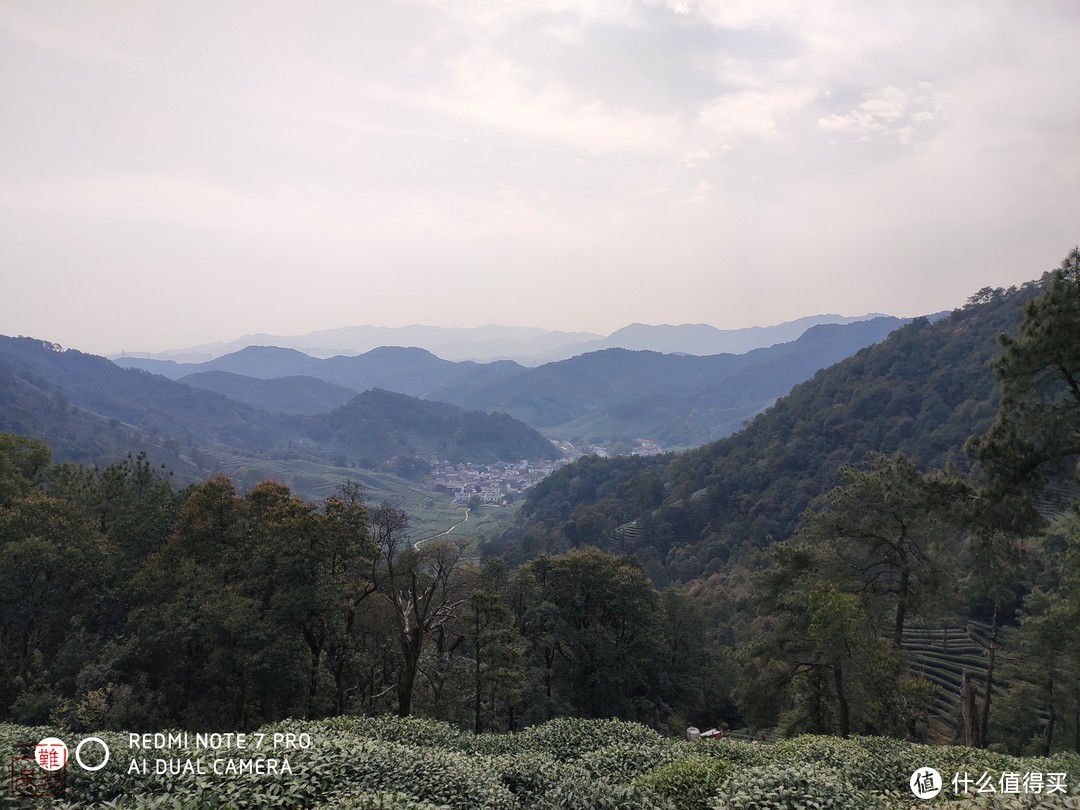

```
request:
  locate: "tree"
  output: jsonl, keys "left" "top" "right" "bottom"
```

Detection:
{"left": 125, "top": 477, "right": 366, "bottom": 728}
{"left": 0, "top": 434, "right": 50, "bottom": 507}
{"left": 805, "top": 583, "right": 871, "bottom": 738}
{"left": 993, "top": 586, "right": 1080, "bottom": 754}
{"left": 507, "top": 564, "right": 562, "bottom": 724}
{"left": 956, "top": 501, "right": 1029, "bottom": 748}
{"left": 970, "top": 247, "right": 1080, "bottom": 500}
{"left": 798, "top": 453, "right": 968, "bottom": 647}
{"left": 749, "top": 542, "right": 901, "bottom": 738}
{"left": 464, "top": 586, "right": 523, "bottom": 733}
{"left": 963, "top": 248, "right": 1080, "bottom": 748}
{"left": 527, "top": 548, "right": 663, "bottom": 722}
{"left": 366, "top": 502, "right": 469, "bottom": 716}
{"left": 0, "top": 493, "right": 104, "bottom": 722}
{"left": 318, "top": 484, "right": 375, "bottom": 716}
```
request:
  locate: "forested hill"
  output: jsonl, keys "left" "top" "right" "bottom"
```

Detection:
{"left": 0, "top": 336, "right": 277, "bottom": 452}
{"left": 296, "top": 388, "right": 561, "bottom": 465}
{"left": 500, "top": 282, "right": 1045, "bottom": 580}
{"left": 434, "top": 316, "right": 907, "bottom": 445}
{"left": 0, "top": 338, "right": 561, "bottom": 482}
{"left": 179, "top": 370, "right": 360, "bottom": 414}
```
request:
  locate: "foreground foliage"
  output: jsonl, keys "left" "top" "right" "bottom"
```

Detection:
{"left": 3, "top": 717, "right": 1079, "bottom": 809}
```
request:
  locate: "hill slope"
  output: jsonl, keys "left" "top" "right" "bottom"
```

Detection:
{"left": 505, "top": 284, "right": 1043, "bottom": 579}
{"left": 0, "top": 336, "right": 278, "bottom": 452}
{"left": 562, "top": 313, "right": 892, "bottom": 357}
{"left": 297, "top": 389, "right": 560, "bottom": 466}
{"left": 180, "top": 371, "right": 360, "bottom": 414}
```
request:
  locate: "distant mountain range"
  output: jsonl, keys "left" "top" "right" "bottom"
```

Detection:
{"left": 551, "top": 314, "right": 895, "bottom": 359}
{"left": 116, "top": 345, "right": 521, "bottom": 397}
{"left": 0, "top": 337, "right": 558, "bottom": 482}
{"left": 0, "top": 311, "right": 911, "bottom": 505}
{"left": 118, "top": 325, "right": 601, "bottom": 364}
{"left": 115, "top": 314, "right": 895, "bottom": 365}
{"left": 114, "top": 316, "right": 908, "bottom": 447}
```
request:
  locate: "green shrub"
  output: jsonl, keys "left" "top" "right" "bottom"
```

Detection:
{"left": 636, "top": 756, "right": 733, "bottom": 810}
{"left": 513, "top": 717, "right": 665, "bottom": 761}
{"left": 484, "top": 751, "right": 569, "bottom": 803}
{"left": 709, "top": 762, "right": 876, "bottom": 810}
{"left": 314, "top": 790, "right": 450, "bottom": 810}
{"left": 533, "top": 775, "right": 677, "bottom": 809}
{"left": 686, "top": 738, "right": 768, "bottom": 767}
{"left": 577, "top": 739, "right": 683, "bottom": 782}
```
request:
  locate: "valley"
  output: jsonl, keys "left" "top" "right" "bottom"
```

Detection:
{"left": 2, "top": 255, "right": 1080, "bottom": 807}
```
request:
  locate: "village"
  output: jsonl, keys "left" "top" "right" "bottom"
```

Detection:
{"left": 426, "top": 438, "right": 664, "bottom": 507}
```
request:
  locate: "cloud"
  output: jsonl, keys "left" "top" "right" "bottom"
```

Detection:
{"left": 674, "top": 0, "right": 809, "bottom": 29}
{"left": 416, "top": 47, "right": 687, "bottom": 155}
{"left": 817, "top": 84, "right": 939, "bottom": 145}
{"left": 696, "top": 87, "right": 817, "bottom": 142}
{"left": 2, "top": 0, "right": 1080, "bottom": 350}
{"left": 0, "top": 3, "right": 138, "bottom": 63}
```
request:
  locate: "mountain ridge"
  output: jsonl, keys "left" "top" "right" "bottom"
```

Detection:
{"left": 113, "top": 318, "right": 908, "bottom": 446}
{"left": 0, "top": 336, "right": 559, "bottom": 490}
{"left": 435, "top": 316, "right": 909, "bottom": 445}
{"left": 112, "top": 314, "right": 897, "bottom": 365}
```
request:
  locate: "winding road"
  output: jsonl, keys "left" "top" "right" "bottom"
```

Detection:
{"left": 413, "top": 508, "right": 470, "bottom": 549}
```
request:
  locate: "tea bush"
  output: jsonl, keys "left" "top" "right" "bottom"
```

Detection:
{"left": 313, "top": 790, "right": 450, "bottom": 809}
{"left": 576, "top": 739, "right": 684, "bottom": 782}
{"left": 4, "top": 717, "right": 1080, "bottom": 809}
{"left": 531, "top": 776, "right": 677, "bottom": 810}
{"left": 709, "top": 761, "right": 877, "bottom": 810}
{"left": 512, "top": 716, "right": 665, "bottom": 760}
{"left": 483, "top": 751, "right": 571, "bottom": 803}
{"left": 635, "top": 756, "right": 733, "bottom": 810}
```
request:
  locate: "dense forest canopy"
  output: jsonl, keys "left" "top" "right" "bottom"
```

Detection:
{"left": 0, "top": 447, "right": 730, "bottom": 735}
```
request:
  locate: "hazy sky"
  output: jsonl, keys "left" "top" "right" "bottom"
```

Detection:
{"left": 2, "top": 1, "right": 1078, "bottom": 355}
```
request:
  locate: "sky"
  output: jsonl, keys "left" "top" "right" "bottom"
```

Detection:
{"left": 1, "top": 0, "right": 1078, "bottom": 356}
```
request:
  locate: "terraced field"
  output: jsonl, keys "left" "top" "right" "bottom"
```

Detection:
{"left": 190, "top": 450, "right": 511, "bottom": 542}
{"left": 899, "top": 620, "right": 1034, "bottom": 748}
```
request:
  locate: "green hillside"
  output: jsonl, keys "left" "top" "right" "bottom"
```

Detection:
{"left": 489, "top": 253, "right": 1080, "bottom": 756}
{"left": 297, "top": 388, "right": 560, "bottom": 466}
{"left": 0, "top": 336, "right": 278, "bottom": 452}
{"left": 438, "top": 317, "right": 906, "bottom": 445}
{"left": 179, "top": 371, "right": 360, "bottom": 414}
{"left": 504, "top": 284, "right": 1043, "bottom": 575}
